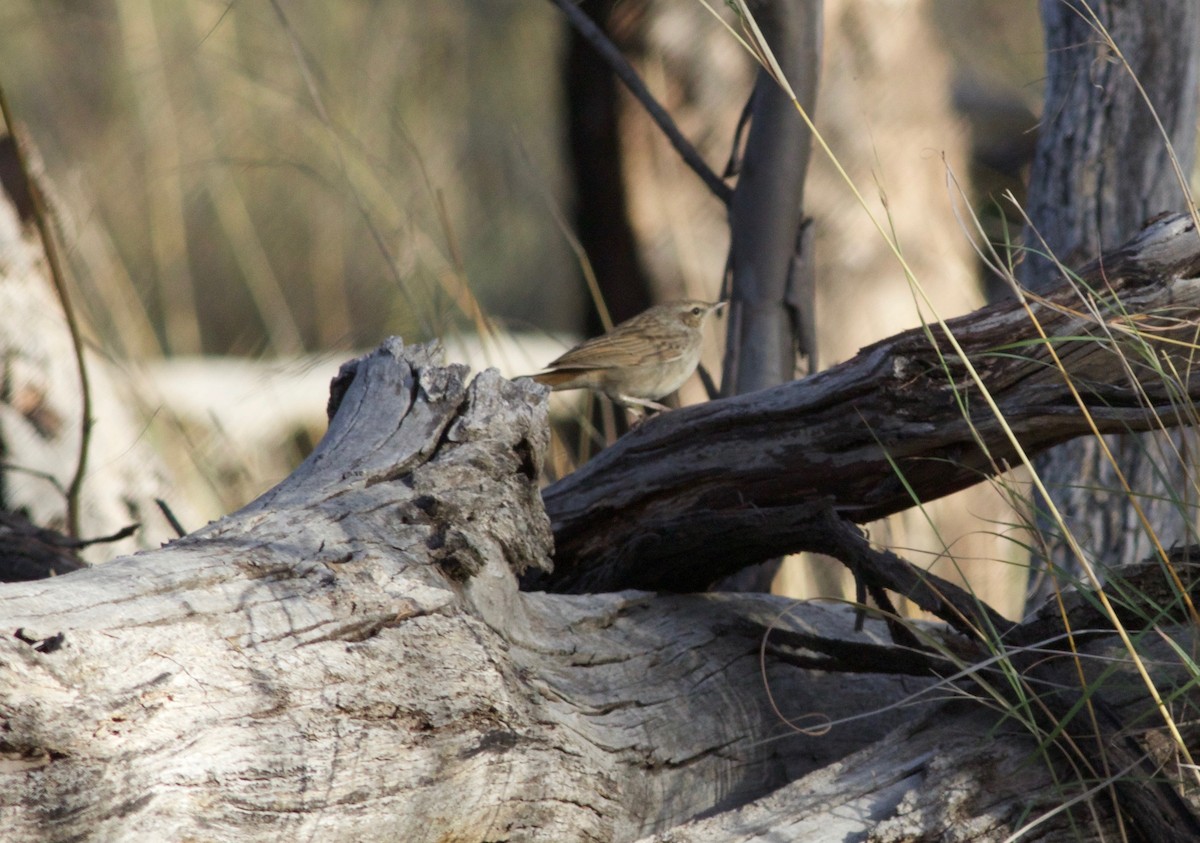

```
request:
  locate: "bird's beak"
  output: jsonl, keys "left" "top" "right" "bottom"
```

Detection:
{"left": 713, "top": 301, "right": 729, "bottom": 314}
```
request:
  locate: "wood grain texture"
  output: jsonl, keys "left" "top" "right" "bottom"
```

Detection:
{"left": 0, "top": 339, "right": 927, "bottom": 842}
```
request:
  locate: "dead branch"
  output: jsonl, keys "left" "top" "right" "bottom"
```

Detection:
{"left": 537, "top": 212, "right": 1200, "bottom": 593}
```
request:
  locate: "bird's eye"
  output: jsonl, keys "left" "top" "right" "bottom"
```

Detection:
{"left": 691, "top": 306, "right": 703, "bottom": 316}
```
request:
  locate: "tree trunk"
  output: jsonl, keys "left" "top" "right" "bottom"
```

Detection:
{"left": 565, "top": 0, "right": 655, "bottom": 328}
{"left": 716, "top": 0, "right": 821, "bottom": 593}
{"left": 1020, "top": 0, "right": 1200, "bottom": 606}
{"left": 721, "top": 0, "right": 820, "bottom": 396}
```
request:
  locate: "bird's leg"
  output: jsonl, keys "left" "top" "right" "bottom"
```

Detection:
{"left": 610, "top": 396, "right": 670, "bottom": 430}
{"left": 623, "top": 406, "right": 650, "bottom": 428}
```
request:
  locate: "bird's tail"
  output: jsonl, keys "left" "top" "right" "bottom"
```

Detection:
{"left": 519, "top": 370, "right": 579, "bottom": 390}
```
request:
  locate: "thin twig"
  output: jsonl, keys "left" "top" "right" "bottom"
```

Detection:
{"left": 155, "top": 498, "right": 187, "bottom": 538}
{"left": 75, "top": 522, "right": 139, "bottom": 548}
{"left": 550, "top": 0, "right": 733, "bottom": 207}
{"left": 0, "top": 83, "right": 92, "bottom": 539}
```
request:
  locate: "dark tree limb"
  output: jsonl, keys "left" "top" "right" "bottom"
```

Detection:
{"left": 531, "top": 212, "right": 1200, "bottom": 594}
{"left": 552, "top": 0, "right": 733, "bottom": 207}
{"left": 806, "top": 511, "right": 1017, "bottom": 641}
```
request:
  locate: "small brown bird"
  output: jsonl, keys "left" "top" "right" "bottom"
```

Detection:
{"left": 525, "top": 300, "right": 725, "bottom": 411}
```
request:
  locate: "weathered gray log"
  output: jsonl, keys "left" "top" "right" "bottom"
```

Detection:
{"left": 640, "top": 644, "right": 1199, "bottom": 843}
{"left": 3, "top": 337, "right": 1199, "bottom": 840}
{"left": 636, "top": 552, "right": 1200, "bottom": 842}
{"left": 539, "top": 211, "right": 1200, "bottom": 593}
{"left": 0, "top": 339, "right": 930, "bottom": 842}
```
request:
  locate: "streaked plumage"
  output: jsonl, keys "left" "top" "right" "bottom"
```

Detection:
{"left": 524, "top": 300, "right": 724, "bottom": 410}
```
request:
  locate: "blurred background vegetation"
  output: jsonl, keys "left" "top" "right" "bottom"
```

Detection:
{"left": 0, "top": 0, "right": 581, "bottom": 359}
{"left": 0, "top": 1, "right": 1050, "bottom": 362}
{"left": 0, "top": 0, "right": 1080, "bottom": 612}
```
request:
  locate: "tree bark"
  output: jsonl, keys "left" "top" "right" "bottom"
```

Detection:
{"left": 1023, "top": 1, "right": 1198, "bottom": 287}
{"left": 1020, "top": 0, "right": 1200, "bottom": 605}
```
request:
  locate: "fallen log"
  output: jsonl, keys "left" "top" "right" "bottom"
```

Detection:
{"left": 2, "top": 333, "right": 1198, "bottom": 839}
{"left": 0, "top": 341, "right": 929, "bottom": 842}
